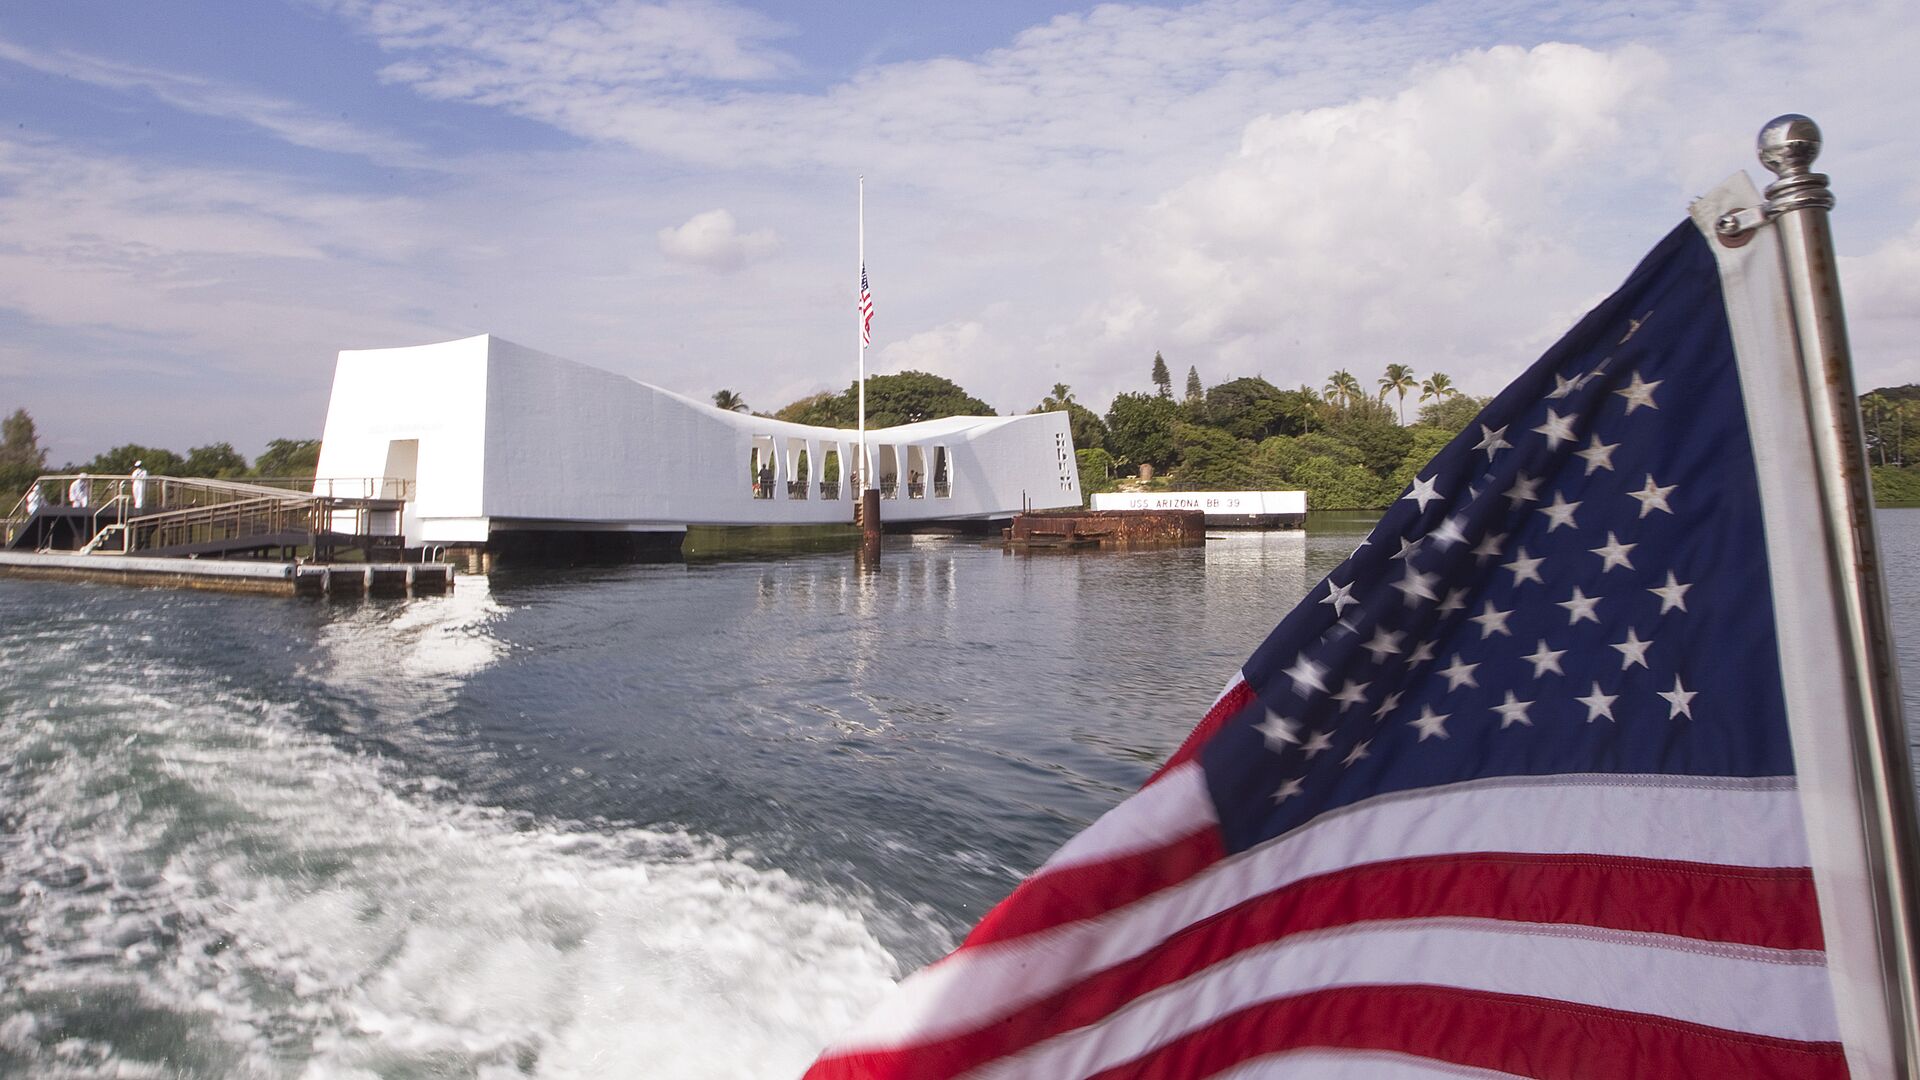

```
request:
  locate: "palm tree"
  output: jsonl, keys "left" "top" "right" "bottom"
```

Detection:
{"left": 1324, "top": 370, "right": 1362, "bottom": 410}
{"left": 1862, "top": 392, "right": 1889, "bottom": 465}
{"left": 1050, "top": 383, "right": 1075, "bottom": 408}
{"left": 712, "top": 389, "right": 749, "bottom": 413}
{"left": 1419, "top": 372, "right": 1458, "bottom": 404}
{"left": 1378, "top": 364, "right": 1417, "bottom": 424}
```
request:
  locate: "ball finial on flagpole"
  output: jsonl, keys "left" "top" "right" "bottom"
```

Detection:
{"left": 1757, "top": 114, "right": 1834, "bottom": 213}
{"left": 1758, "top": 114, "right": 1820, "bottom": 176}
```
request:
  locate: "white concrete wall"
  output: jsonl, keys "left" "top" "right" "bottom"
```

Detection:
{"left": 315, "top": 334, "right": 1080, "bottom": 544}
{"left": 314, "top": 336, "right": 491, "bottom": 543}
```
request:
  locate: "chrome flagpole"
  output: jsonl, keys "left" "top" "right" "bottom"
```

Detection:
{"left": 1753, "top": 114, "right": 1920, "bottom": 1071}
{"left": 858, "top": 176, "right": 868, "bottom": 495}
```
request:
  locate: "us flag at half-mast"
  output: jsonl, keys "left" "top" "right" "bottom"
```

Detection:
{"left": 806, "top": 142, "right": 1914, "bottom": 1076}
{"left": 859, "top": 263, "right": 874, "bottom": 347}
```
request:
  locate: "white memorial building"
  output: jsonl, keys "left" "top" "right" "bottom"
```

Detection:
{"left": 314, "top": 335, "right": 1081, "bottom": 551}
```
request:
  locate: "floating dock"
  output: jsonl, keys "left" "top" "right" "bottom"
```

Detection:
{"left": 0, "top": 551, "right": 451, "bottom": 597}
{"left": 1003, "top": 509, "right": 1206, "bottom": 550}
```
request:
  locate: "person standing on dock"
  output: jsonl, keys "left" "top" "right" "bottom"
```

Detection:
{"left": 131, "top": 461, "right": 149, "bottom": 510}
{"left": 25, "top": 480, "right": 41, "bottom": 515}
{"left": 68, "top": 473, "right": 89, "bottom": 508}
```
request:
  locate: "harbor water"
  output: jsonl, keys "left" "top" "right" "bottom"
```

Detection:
{"left": 3, "top": 511, "right": 1917, "bottom": 1078}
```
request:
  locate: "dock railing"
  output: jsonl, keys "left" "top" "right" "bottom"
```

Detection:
{"left": 4, "top": 474, "right": 413, "bottom": 554}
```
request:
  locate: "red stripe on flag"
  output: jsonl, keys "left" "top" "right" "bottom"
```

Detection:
{"left": 1147, "top": 677, "right": 1253, "bottom": 786}
{"left": 961, "top": 828, "right": 1226, "bottom": 948}
{"left": 1088, "top": 984, "right": 1850, "bottom": 1080}
{"left": 804, "top": 854, "right": 1824, "bottom": 1080}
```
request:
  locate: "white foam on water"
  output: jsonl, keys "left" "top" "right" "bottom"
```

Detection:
{"left": 0, "top": 588, "right": 909, "bottom": 1079}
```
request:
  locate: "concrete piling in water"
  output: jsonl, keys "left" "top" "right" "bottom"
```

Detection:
{"left": 860, "top": 488, "right": 882, "bottom": 561}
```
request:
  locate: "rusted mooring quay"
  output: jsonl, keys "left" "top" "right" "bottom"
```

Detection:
{"left": 0, "top": 551, "right": 451, "bottom": 597}
{"left": 1003, "top": 509, "right": 1206, "bottom": 550}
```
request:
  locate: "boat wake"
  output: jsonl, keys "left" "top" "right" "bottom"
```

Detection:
{"left": 0, "top": 584, "right": 902, "bottom": 1078}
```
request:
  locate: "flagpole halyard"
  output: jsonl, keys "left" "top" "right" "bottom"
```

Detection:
{"left": 1757, "top": 113, "right": 1920, "bottom": 1075}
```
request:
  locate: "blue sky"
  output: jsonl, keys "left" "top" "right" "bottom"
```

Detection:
{"left": 1, "top": 0, "right": 1915, "bottom": 465}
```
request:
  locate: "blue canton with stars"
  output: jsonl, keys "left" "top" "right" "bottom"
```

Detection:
{"left": 1203, "top": 222, "right": 1796, "bottom": 853}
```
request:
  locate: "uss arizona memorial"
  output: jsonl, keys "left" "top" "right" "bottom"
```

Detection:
{"left": 315, "top": 334, "right": 1083, "bottom": 552}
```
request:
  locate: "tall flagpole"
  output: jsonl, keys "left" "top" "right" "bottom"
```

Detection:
{"left": 858, "top": 177, "right": 868, "bottom": 494}
{"left": 1756, "top": 114, "right": 1920, "bottom": 1072}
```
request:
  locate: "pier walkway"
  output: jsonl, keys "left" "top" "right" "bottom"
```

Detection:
{"left": 3, "top": 474, "right": 409, "bottom": 561}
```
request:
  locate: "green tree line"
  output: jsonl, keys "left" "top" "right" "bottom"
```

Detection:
{"left": 0, "top": 407, "right": 321, "bottom": 506}
{"left": 1040, "top": 361, "right": 1487, "bottom": 510}
{"left": 1864, "top": 384, "right": 1920, "bottom": 506}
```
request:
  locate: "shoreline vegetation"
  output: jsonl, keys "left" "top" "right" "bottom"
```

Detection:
{"left": 4, "top": 372, "right": 1914, "bottom": 515}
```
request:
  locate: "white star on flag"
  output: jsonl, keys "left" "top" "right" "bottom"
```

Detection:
{"left": 1403, "top": 475, "right": 1443, "bottom": 511}
{"left": 1331, "top": 679, "right": 1370, "bottom": 712}
{"left": 1255, "top": 709, "right": 1302, "bottom": 749}
{"left": 1370, "top": 691, "right": 1403, "bottom": 720}
{"left": 1558, "top": 587, "right": 1602, "bottom": 626}
{"left": 1393, "top": 567, "right": 1440, "bottom": 606}
{"left": 1503, "top": 473, "right": 1543, "bottom": 507}
{"left": 1472, "top": 531, "right": 1506, "bottom": 564}
{"left": 1321, "top": 579, "right": 1358, "bottom": 616}
{"left": 1590, "top": 532, "right": 1637, "bottom": 572}
{"left": 1492, "top": 691, "right": 1534, "bottom": 728}
{"left": 1436, "top": 656, "right": 1480, "bottom": 691}
{"left": 1576, "top": 682, "right": 1619, "bottom": 722}
{"left": 1283, "top": 655, "right": 1329, "bottom": 696}
{"left": 1575, "top": 435, "right": 1619, "bottom": 475}
{"left": 1611, "top": 627, "right": 1655, "bottom": 670}
{"left": 1470, "top": 601, "right": 1514, "bottom": 639}
{"left": 1362, "top": 629, "right": 1405, "bottom": 661}
{"left": 1523, "top": 639, "right": 1567, "bottom": 677}
{"left": 1300, "top": 729, "right": 1334, "bottom": 758}
{"left": 1649, "top": 571, "right": 1693, "bottom": 614}
{"left": 1428, "top": 515, "right": 1470, "bottom": 550}
{"left": 1532, "top": 409, "right": 1578, "bottom": 449}
{"left": 1629, "top": 474, "right": 1677, "bottom": 518}
{"left": 1503, "top": 547, "right": 1546, "bottom": 586}
{"left": 1270, "top": 777, "right": 1304, "bottom": 804}
{"left": 1614, "top": 371, "right": 1662, "bottom": 413}
{"left": 1659, "top": 675, "right": 1699, "bottom": 720}
{"left": 1541, "top": 492, "right": 1582, "bottom": 531}
{"left": 1409, "top": 705, "right": 1451, "bottom": 741}
{"left": 1474, "top": 424, "right": 1512, "bottom": 460}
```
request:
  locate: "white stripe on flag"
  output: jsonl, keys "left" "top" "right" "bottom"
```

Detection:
{"left": 974, "top": 919, "right": 1838, "bottom": 1079}
{"left": 1216, "top": 1049, "right": 1529, "bottom": 1080}
{"left": 838, "top": 775, "right": 1812, "bottom": 1049}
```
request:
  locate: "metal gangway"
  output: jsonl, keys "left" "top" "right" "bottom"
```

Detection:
{"left": 2, "top": 474, "right": 413, "bottom": 560}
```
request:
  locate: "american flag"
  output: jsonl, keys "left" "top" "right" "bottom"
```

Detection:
{"left": 860, "top": 262, "right": 874, "bottom": 347}
{"left": 808, "top": 206, "right": 1883, "bottom": 1076}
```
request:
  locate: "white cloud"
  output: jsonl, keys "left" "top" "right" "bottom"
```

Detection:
{"left": 4, "top": 0, "right": 1918, "bottom": 464}
{"left": 0, "top": 37, "right": 428, "bottom": 167}
{"left": 657, "top": 209, "right": 779, "bottom": 271}
{"left": 874, "top": 319, "right": 995, "bottom": 390}
{"left": 331, "top": 0, "right": 797, "bottom": 88}
{"left": 1095, "top": 42, "right": 1671, "bottom": 392}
